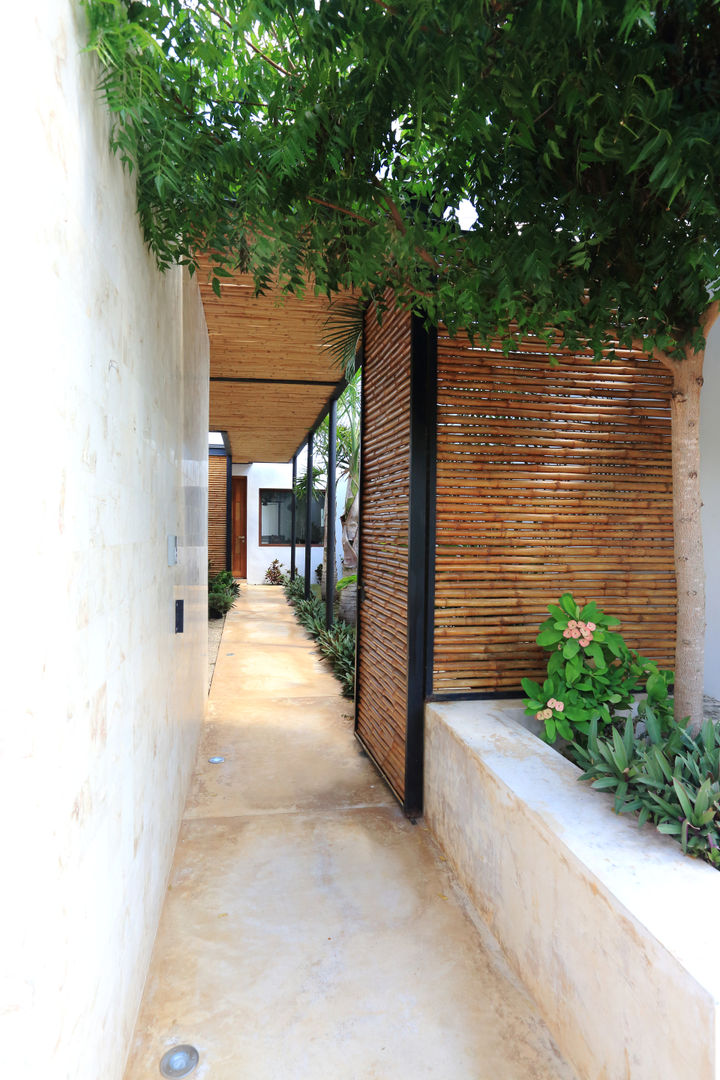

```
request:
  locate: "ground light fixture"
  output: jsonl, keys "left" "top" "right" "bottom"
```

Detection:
{"left": 159, "top": 1045, "right": 199, "bottom": 1078}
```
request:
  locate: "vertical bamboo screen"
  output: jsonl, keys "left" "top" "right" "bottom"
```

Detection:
{"left": 433, "top": 333, "right": 676, "bottom": 693}
{"left": 208, "top": 454, "right": 228, "bottom": 574}
{"left": 356, "top": 304, "right": 412, "bottom": 801}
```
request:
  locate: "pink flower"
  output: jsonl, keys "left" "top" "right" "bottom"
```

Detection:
{"left": 570, "top": 628, "right": 581, "bottom": 639}
{"left": 547, "top": 698, "right": 557, "bottom": 708}
{"left": 563, "top": 629, "right": 572, "bottom": 638}
{"left": 555, "top": 701, "right": 564, "bottom": 712}
{"left": 579, "top": 638, "right": 590, "bottom": 647}
{"left": 568, "top": 620, "right": 578, "bottom": 629}
{"left": 587, "top": 622, "right": 596, "bottom": 632}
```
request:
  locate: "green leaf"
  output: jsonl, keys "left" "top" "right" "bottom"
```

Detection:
{"left": 644, "top": 704, "right": 662, "bottom": 745}
{"left": 563, "top": 639, "right": 580, "bottom": 658}
{"left": 559, "top": 593, "right": 577, "bottom": 617}
{"left": 646, "top": 672, "right": 668, "bottom": 702}
{"left": 521, "top": 677, "right": 543, "bottom": 699}
{"left": 585, "top": 642, "right": 606, "bottom": 670}
{"left": 537, "top": 628, "right": 562, "bottom": 646}
{"left": 673, "top": 778, "right": 694, "bottom": 820}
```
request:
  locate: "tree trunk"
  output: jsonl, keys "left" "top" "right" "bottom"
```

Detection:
{"left": 339, "top": 487, "right": 360, "bottom": 626}
{"left": 669, "top": 345, "right": 705, "bottom": 732}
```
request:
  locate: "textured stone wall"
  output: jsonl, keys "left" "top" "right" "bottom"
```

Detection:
{"left": 2, "top": 4, "right": 209, "bottom": 1078}
{"left": 701, "top": 321, "right": 720, "bottom": 698}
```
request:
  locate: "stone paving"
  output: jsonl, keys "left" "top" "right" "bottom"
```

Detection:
{"left": 124, "top": 585, "right": 577, "bottom": 1080}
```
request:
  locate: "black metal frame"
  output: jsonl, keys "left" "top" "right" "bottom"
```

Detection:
{"left": 403, "top": 314, "right": 438, "bottom": 816}
{"left": 290, "top": 454, "right": 297, "bottom": 580}
{"left": 291, "top": 378, "right": 348, "bottom": 461}
{"left": 210, "top": 376, "right": 339, "bottom": 387}
{"left": 353, "top": 313, "right": 438, "bottom": 818}
{"left": 304, "top": 432, "right": 314, "bottom": 598}
{"left": 429, "top": 691, "right": 524, "bottom": 703}
{"left": 326, "top": 400, "right": 337, "bottom": 629}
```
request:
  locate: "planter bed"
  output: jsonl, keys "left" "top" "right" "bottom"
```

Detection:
{"left": 425, "top": 699, "right": 720, "bottom": 1080}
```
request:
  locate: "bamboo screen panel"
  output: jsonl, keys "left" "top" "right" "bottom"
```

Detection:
{"left": 433, "top": 333, "right": 676, "bottom": 693}
{"left": 208, "top": 455, "right": 228, "bottom": 574}
{"left": 356, "top": 304, "right": 412, "bottom": 800}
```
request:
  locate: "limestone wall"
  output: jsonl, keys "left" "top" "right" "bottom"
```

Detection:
{"left": 2, "top": 4, "right": 209, "bottom": 1078}
{"left": 701, "top": 321, "right": 720, "bottom": 697}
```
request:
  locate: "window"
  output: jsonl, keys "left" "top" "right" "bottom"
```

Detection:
{"left": 259, "top": 488, "right": 324, "bottom": 545}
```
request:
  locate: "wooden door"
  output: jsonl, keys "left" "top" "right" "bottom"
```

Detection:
{"left": 231, "top": 476, "right": 247, "bottom": 578}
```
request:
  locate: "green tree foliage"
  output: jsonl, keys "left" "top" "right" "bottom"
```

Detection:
{"left": 85, "top": 0, "right": 720, "bottom": 726}
{"left": 85, "top": 0, "right": 720, "bottom": 355}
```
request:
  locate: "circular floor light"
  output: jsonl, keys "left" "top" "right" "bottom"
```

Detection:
{"left": 159, "top": 1045, "right": 199, "bottom": 1078}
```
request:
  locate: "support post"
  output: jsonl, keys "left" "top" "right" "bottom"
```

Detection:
{"left": 290, "top": 453, "right": 297, "bottom": 581}
{"left": 404, "top": 313, "right": 438, "bottom": 817}
{"left": 326, "top": 400, "right": 337, "bottom": 629}
{"left": 304, "top": 433, "right": 313, "bottom": 598}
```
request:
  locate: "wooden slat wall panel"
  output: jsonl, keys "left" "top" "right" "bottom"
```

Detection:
{"left": 356, "top": 303, "right": 412, "bottom": 801}
{"left": 208, "top": 455, "right": 228, "bottom": 574}
{"left": 433, "top": 333, "right": 676, "bottom": 693}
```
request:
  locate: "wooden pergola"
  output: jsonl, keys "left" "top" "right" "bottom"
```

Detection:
{"left": 197, "top": 261, "right": 349, "bottom": 463}
{"left": 198, "top": 261, "right": 349, "bottom": 617}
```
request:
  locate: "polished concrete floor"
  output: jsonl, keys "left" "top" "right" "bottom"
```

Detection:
{"left": 124, "top": 586, "right": 577, "bottom": 1080}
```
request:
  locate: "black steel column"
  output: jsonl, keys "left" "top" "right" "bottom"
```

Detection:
{"left": 325, "top": 400, "right": 337, "bottom": 629}
{"left": 304, "top": 432, "right": 313, "bottom": 598}
{"left": 404, "top": 314, "right": 438, "bottom": 817}
{"left": 290, "top": 453, "right": 297, "bottom": 580}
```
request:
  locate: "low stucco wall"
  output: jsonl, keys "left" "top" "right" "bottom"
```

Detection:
{"left": 4, "top": 5, "right": 208, "bottom": 1079}
{"left": 425, "top": 700, "right": 720, "bottom": 1080}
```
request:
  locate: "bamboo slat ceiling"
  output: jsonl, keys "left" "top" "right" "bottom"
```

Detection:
{"left": 197, "top": 263, "right": 348, "bottom": 462}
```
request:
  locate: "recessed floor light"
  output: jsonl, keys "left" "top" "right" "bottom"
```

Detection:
{"left": 159, "top": 1044, "right": 199, "bottom": 1078}
{"left": 208, "top": 756, "right": 225, "bottom": 764}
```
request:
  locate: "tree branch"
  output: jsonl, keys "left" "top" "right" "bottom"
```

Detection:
{"left": 371, "top": 182, "right": 441, "bottom": 270}
{"left": 308, "top": 196, "right": 375, "bottom": 225}
{"left": 244, "top": 36, "right": 293, "bottom": 77}
{"left": 205, "top": 5, "right": 293, "bottom": 76}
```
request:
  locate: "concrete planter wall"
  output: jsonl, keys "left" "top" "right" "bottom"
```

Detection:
{"left": 425, "top": 700, "right": 720, "bottom": 1080}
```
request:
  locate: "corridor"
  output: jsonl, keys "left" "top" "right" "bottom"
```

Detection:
{"left": 124, "top": 586, "right": 577, "bottom": 1080}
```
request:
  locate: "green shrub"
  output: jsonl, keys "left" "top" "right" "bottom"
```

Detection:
{"left": 572, "top": 717, "right": 720, "bottom": 870}
{"left": 293, "top": 595, "right": 326, "bottom": 637}
{"left": 316, "top": 622, "right": 356, "bottom": 698}
{"left": 284, "top": 588, "right": 356, "bottom": 698}
{"left": 264, "top": 558, "right": 286, "bottom": 585}
{"left": 283, "top": 574, "right": 306, "bottom": 603}
{"left": 208, "top": 587, "right": 234, "bottom": 618}
{"left": 522, "top": 592, "right": 674, "bottom": 745}
{"left": 210, "top": 570, "right": 240, "bottom": 597}
{"left": 208, "top": 568, "right": 239, "bottom": 618}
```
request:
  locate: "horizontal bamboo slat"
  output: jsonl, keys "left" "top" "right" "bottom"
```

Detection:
{"left": 208, "top": 454, "right": 228, "bottom": 574}
{"left": 356, "top": 300, "right": 412, "bottom": 801}
{"left": 433, "top": 328, "right": 677, "bottom": 693}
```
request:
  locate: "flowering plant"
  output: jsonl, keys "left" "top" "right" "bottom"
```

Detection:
{"left": 522, "top": 593, "right": 671, "bottom": 744}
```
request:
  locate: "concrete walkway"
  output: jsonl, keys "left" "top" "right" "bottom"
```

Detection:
{"left": 124, "top": 586, "right": 577, "bottom": 1080}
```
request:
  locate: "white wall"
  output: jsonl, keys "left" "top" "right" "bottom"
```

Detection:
{"left": 701, "top": 320, "right": 720, "bottom": 697}
{"left": 2, "top": 5, "right": 209, "bottom": 1079}
{"left": 233, "top": 457, "right": 344, "bottom": 585}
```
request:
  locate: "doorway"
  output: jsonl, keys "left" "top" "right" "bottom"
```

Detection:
{"left": 231, "top": 476, "right": 247, "bottom": 578}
